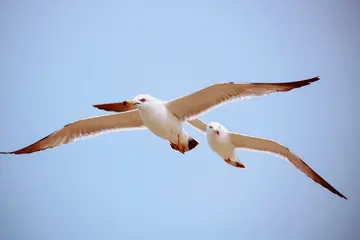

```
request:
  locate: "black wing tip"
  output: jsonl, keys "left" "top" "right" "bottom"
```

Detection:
{"left": 292, "top": 76, "right": 320, "bottom": 87}
{"left": 0, "top": 150, "right": 32, "bottom": 155}
{"left": 0, "top": 151, "right": 13, "bottom": 155}
{"left": 337, "top": 192, "right": 348, "bottom": 200}
{"left": 248, "top": 76, "right": 320, "bottom": 88}
{"left": 0, "top": 151, "right": 27, "bottom": 155}
{"left": 325, "top": 181, "right": 347, "bottom": 200}
{"left": 305, "top": 76, "right": 320, "bottom": 83}
{"left": 275, "top": 76, "right": 320, "bottom": 90}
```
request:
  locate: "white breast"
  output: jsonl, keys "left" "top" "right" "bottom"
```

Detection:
{"left": 207, "top": 131, "right": 235, "bottom": 159}
{"left": 138, "top": 103, "right": 184, "bottom": 143}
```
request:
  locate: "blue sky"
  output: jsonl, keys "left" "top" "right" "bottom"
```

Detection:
{"left": 0, "top": 0, "right": 359, "bottom": 239}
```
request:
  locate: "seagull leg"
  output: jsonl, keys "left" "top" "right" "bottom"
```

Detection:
{"left": 168, "top": 135, "right": 186, "bottom": 154}
{"left": 169, "top": 141, "right": 185, "bottom": 154}
{"left": 170, "top": 142, "right": 179, "bottom": 151}
{"left": 224, "top": 159, "right": 231, "bottom": 164}
{"left": 224, "top": 158, "right": 246, "bottom": 168}
{"left": 177, "top": 134, "right": 186, "bottom": 154}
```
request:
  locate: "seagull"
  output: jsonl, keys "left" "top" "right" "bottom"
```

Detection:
{"left": 1, "top": 77, "right": 319, "bottom": 155}
{"left": 187, "top": 118, "right": 347, "bottom": 199}
{"left": 93, "top": 77, "right": 319, "bottom": 154}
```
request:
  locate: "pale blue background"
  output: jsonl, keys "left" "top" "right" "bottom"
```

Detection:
{"left": 0, "top": 0, "right": 359, "bottom": 239}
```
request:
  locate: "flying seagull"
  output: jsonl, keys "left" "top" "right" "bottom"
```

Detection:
{"left": 92, "top": 77, "right": 319, "bottom": 154}
{"left": 0, "top": 77, "right": 319, "bottom": 155}
{"left": 187, "top": 118, "right": 347, "bottom": 199}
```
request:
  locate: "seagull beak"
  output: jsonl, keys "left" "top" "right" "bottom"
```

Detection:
{"left": 126, "top": 100, "right": 140, "bottom": 105}
{"left": 215, "top": 130, "right": 219, "bottom": 135}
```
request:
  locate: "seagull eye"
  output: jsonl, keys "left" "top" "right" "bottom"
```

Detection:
{"left": 139, "top": 98, "right": 146, "bottom": 102}
{"left": 209, "top": 126, "right": 213, "bottom": 129}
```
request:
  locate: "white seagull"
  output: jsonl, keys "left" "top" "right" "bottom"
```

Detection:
{"left": 1, "top": 77, "right": 319, "bottom": 155}
{"left": 187, "top": 118, "right": 347, "bottom": 199}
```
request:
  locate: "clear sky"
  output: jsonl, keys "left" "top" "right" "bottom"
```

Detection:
{"left": 0, "top": 0, "right": 359, "bottom": 239}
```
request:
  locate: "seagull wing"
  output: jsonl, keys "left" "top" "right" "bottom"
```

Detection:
{"left": 0, "top": 110, "right": 144, "bottom": 155}
{"left": 166, "top": 77, "right": 319, "bottom": 120}
{"left": 93, "top": 101, "right": 137, "bottom": 112}
{"left": 229, "top": 132, "right": 347, "bottom": 199}
{"left": 187, "top": 118, "right": 208, "bottom": 133}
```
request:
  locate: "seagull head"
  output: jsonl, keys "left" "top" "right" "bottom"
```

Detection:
{"left": 206, "top": 122, "right": 226, "bottom": 136}
{"left": 124, "top": 94, "right": 161, "bottom": 107}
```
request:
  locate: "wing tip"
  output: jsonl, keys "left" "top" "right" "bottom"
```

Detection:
{"left": 305, "top": 76, "right": 320, "bottom": 83}
{"left": 337, "top": 192, "right": 348, "bottom": 200}
{"left": 0, "top": 151, "right": 13, "bottom": 155}
{"left": 248, "top": 76, "right": 320, "bottom": 90}
{"left": 274, "top": 76, "right": 320, "bottom": 91}
{"left": 0, "top": 150, "right": 34, "bottom": 155}
{"left": 291, "top": 76, "right": 320, "bottom": 87}
{"left": 0, "top": 150, "right": 28, "bottom": 155}
{"left": 323, "top": 179, "right": 347, "bottom": 200}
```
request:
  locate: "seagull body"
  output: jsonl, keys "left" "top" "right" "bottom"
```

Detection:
{"left": 1, "top": 77, "right": 319, "bottom": 155}
{"left": 205, "top": 122, "right": 246, "bottom": 168}
{"left": 132, "top": 95, "right": 198, "bottom": 153}
{"left": 187, "top": 118, "right": 347, "bottom": 199}
{"left": 137, "top": 96, "right": 181, "bottom": 140}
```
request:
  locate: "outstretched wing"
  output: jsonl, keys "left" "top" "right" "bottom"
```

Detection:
{"left": 166, "top": 77, "right": 319, "bottom": 120}
{"left": 1, "top": 110, "right": 144, "bottom": 154}
{"left": 229, "top": 132, "right": 347, "bottom": 199}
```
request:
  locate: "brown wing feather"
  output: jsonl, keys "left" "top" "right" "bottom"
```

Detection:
{"left": 0, "top": 110, "right": 143, "bottom": 154}
{"left": 166, "top": 77, "right": 319, "bottom": 120}
{"left": 229, "top": 133, "right": 347, "bottom": 199}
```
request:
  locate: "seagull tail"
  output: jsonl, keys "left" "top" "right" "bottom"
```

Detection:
{"left": 187, "top": 137, "right": 200, "bottom": 151}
